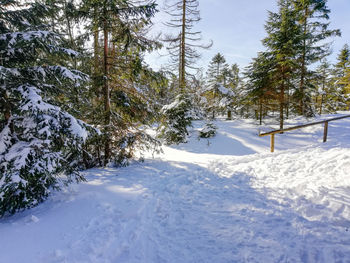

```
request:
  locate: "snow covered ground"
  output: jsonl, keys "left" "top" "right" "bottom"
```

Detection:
{"left": 1, "top": 113, "right": 350, "bottom": 263}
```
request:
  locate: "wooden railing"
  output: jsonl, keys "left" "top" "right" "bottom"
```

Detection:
{"left": 259, "top": 115, "right": 350, "bottom": 152}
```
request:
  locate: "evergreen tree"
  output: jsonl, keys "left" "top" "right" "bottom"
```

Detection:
{"left": 158, "top": 93, "right": 193, "bottom": 145}
{"left": 341, "top": 67, "right": 350, "bottom": 106}
{"left": 204, "top": 53, "right": 235, "bottom": 119}
{"left": 292, "top": 0, "right": 340, "bottom": 116}
{"left": 206, "top": 53, "right": 228, "bottom": 86}
{"left": 314, "top": 59, "right": 337, "bottom": 114}
{"left": 79, "top": 0, "right": 160, "bottom": 166}
{"left": 224, "top": 63, "right": 241, "bottom": 119}
{"left": 245, "top": 52, "right": 276, "bottom": 124}
{"left": 227, "top": 64, "right": 240, "bottom": 89}
{"left": 0, "top": 0, "right": 92, "bottom": 216}
{"left": 263, "top": 0, "right": 300, "bottom": 129}
{"left": 158, "top": 0, "right": 211, "bottom": 145}
{"left": 333, "top": 44, "right": 350, "bottom": 110}
{"left": 334, "top": 44, "right": 350, "bottom": 75}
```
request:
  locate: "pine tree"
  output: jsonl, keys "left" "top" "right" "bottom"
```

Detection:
{"left": 158, "top": 93, "right": 193, "bottom": 144}
{"left": 224, "top": 64, "right": 241, "bottom": 119}
{"left": 0, "top": 0, "right": 92, "bottom": 216}
{"left": 245, "top": 52, "right": 276, "bottom": 124}
{"left": 341, "top": 67, "right": 350, "bottom": 106}
{"left": 158, "top": 0, "right": 211, "bottom": 145}
{"left": 333, "top": 44, "right": 350, "bottom": 110}
{"left": 292, "top": 0, "right": 340, "bottom": 116}
{"left": 334, "top": 44, "right": 350, "bottom": 75}
{"left": 79, "top": 0, "right": 160, "bottom": 165}
{"left": 204, "top": 53, "right": 234, "bottom": 119}
{"left": 314, "top": 59, "right": 337, "bottom": 114}
{"left": 206, "top": 53, "right": 228, "bottom": 86}
{"left": 263, "top": 0, "right": 300, "bottom": 129}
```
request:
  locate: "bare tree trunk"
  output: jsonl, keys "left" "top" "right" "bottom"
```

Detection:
{"left": 179, "top": 0, "right": 186, "bottom": 92}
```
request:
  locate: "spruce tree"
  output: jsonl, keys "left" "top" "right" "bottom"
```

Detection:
{"left": 292, "top": 0, "right": 340, "bottom": 116}
{"left": 263, "top": 0, "right": 300, "bottom": 129}
{"left": 314, "top": 59, "right": 337, "bottom": 114}
{"left": 333, "top": 44, "right": 350, "bottom": 110}
{"left": 204, "top": 53, "right": 234, "bottom": 119}
{"left": 158, "top": 0, "right": 211, "bottom": 145}
{"left": 79, "top": 0, "right": 160, "bottom": 165}
{"left": 0, "top": 0, "right": 92, "bottom": 216}
{"left": 341, "top": 67, "right": 350, "bottom": 107}
{"left": 245, "top": 52, "right": 276, "bottom": 125}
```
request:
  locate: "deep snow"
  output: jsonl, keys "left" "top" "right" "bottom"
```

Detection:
{"left": 1, "top": 113, "right": 350, "bottom": 263}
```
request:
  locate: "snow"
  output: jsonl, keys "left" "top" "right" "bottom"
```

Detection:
{"left": 0, "top": 31, "right": 80, "bottom": 60}
{"left": 218, "top": 85, "right": 232, "bottom": 96}
{"left": 1, "top": 113, "right": 350, "bottom": 262}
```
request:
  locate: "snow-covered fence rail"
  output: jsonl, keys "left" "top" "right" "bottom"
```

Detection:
{"left": 259, "top": 115, "right": 350, "bottom": 152}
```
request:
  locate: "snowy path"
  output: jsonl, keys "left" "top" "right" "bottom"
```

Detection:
{"left": 1, "top": 115, "right": 350, "bottom": 262}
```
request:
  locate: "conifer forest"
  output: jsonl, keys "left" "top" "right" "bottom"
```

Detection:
{"left": 1, "top": 1, "right": 350, "bottom": 262}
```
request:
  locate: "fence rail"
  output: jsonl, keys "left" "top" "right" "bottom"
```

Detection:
{"left": 259, "top": 115, "right": 350, "bottom": 152}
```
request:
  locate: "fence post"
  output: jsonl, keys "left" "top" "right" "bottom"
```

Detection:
{"left": 271, "top": 134, "right": 275, "bottom": 152}
{"left": 323, "top": 121, "right": 328, "bottom": 143}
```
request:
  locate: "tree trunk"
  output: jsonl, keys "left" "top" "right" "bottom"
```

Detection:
{"left": 93, "top": 7, "right": 100, "bottom": 104}
{"left": 179, "top": 0, "right": 186, "bottom": 92}
{"left": 227, "top": 110, "right": 232, "bottom": 120}
{"left": 280, "top": 89, "right": 284, "bottom": 130}
{"left": 64, "top": 0, "right": 77, "bottom": 69}
{"left": 4, "top": 91, "right": 11, "bottom": 123}
{"left": 319, "top": 74, "right": 326, "bottom": 115}
{"left": 286, "top": 85, "right": 289, "bottom": 119}
{"left": 259, "top": 98, "right": 263, "bottom": 125}
{"left": 299, "top": 7, "right": 308, "bottom": 116}
{"left": 103, "top": 21, "right": 111, "bottom": 165}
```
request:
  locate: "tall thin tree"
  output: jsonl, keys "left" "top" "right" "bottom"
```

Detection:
{"left": 163, "top": 0, "right": 211, "bottom": 92}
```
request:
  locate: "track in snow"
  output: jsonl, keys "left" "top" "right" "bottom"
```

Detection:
{"left": 1, "top": 115, "right": 350, "bottom": 263}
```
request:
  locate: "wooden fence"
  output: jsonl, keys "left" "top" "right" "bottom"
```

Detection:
{"left": 259, "top": 115, "right": 350, "bottom": 152}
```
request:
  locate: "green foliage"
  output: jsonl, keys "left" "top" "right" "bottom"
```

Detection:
{"left": 332, "top": 44, "right": 350, "bottom": 110}
{"left": 0, "top": 0, "right": 92, "bottom": 216}
{"left": 72, "top": 0, "right": 162, "bottom": 166}
{"left": 158, "top": 94, "right": 193, "bottom": 145}
{"left": 244, "top": 0, "right": 339, "bottom": 127}
{"left": 292, "top": 0, "right": 340, "bottom": 116}
{"left": 203, "top": 53, "right": 238, "bottom": 119}
{"left": 198, "top": 122, "right": 217, "bottom": 139}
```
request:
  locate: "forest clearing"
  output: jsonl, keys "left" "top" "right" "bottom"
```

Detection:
{"left": 1, "top": 114, "right": 350, "bottom": 262}
{"left": 1, "top": 0, "right": 350, "bottom": 262}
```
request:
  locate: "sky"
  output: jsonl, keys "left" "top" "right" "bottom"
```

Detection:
{"left": 145, "top": 0, "right": 350, "bottom": 73}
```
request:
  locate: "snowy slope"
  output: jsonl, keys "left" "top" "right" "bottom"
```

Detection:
{"left": 1, "top": 113, "right": 350, "bottom": 263}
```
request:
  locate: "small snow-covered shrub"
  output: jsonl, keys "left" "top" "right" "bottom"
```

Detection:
{"left": 199, "top": 122, "right": 217, "bottom": 138}
{"left": 158, "top": 94, "right": 193, "bottom": 145}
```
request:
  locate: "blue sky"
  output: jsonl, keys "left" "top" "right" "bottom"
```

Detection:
{"left": 145, "top": 0, "right": 350, "bottom": 72}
